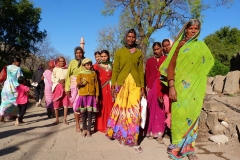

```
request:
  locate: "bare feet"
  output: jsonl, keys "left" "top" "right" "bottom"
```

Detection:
{"left": 52, "top": 121, "right": 59, "bottom": 125}
{"left": 76, "top": 126, "right": 82, "bottom": 132}
{"left": 82, "top": 130, "right": 87, "bottom": 137}
{"left": 15, "top": 118, "right": 19, "bottom": 126}
{"left": 63, "top": 120, "right": 69, "bottom": 125}
{"left": 0, "top": 116, "right": 5, "bottom": 122}
{"left": 86, "top": 131, "right": 91, "bottom": 137}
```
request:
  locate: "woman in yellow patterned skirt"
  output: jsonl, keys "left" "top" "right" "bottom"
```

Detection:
{"left": 106, "top": 29, "right": 145, "bottom": 153}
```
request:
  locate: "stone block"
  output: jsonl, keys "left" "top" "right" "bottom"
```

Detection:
{"left": 203, "top": 101, "right": 226, "bottom": 112}
{"left": 209, "top": 135, "right": 229, "bottom": 144}
{"left": 223, "top": 71, "right": 240, "bottom": 94}
{"left": 218, "top": 112, "right": 226, "bottom": 120}
{"left": 206, "top": 112, "right": 218, "bottom": 128}
{"left": 213, "top": 75, "right": 226, "bottom": 93}
{"left": 199, "top": 111, "right": 207, "bottom": 123}
{"left": 211, "top": 123, "right": 226, "bottom": 135}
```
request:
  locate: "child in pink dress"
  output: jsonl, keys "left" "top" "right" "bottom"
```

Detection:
{"left": 15, "top": 76, "right": 29, "bottom": 126}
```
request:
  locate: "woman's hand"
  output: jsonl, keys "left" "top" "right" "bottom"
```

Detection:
{"left": 169, "top": 86, "right": 177, "bottom": 101}
{"left": 111, "top": 86, "right": 116, "bottom": 98}
{"left": 77, "top": 82, "right": 83, "bottom": 89}
{"left": 158, "top": 96, "right": 164, "bottom": 103}
{"left": 66, "top": 91, "right": 71, "bottom": 98}
{"left": 141, "top": 88, "right": 146, "bottom": 98}
{"left": 58, "top": 79, "right": 65, "bottom": 84}
{"left": 95, "top": 96, "right": 98, "bottom": 104}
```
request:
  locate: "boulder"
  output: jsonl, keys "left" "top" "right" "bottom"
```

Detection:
{"left": 206, "top": 112, "right": 218, "bottom": 128}
{"left": 203, "top": 101, "right": 226, "bottom": 112}
{"left": 211, "top": 123, "right": 227, "bottom": 135}
{"left": 209, "top": 135, "right": 229, "bottom": 144}
{"left": 213, "top": 75, "right": 226, "bottom": 93}
{"left": 206, "top": 77, "right": 214, "bottom": 94}
{"left": 199, "top": 111, "right": 207, "bottom": 123}
{"left": 218, "top": 112, "right": 226, "bottom": 121}
{"left": 223, "top": 71, "right": 240, "bottom": 94}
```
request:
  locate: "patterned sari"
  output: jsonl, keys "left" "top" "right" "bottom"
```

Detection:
{"left": 159, "top": 22, "right": 214, "bottom": 159}
{"left": 0, "top": 65, "right": 23, "bottom": 119}
{"left": 106, "top": 74, "right": 141, "bottom": 146}
{"left": 43, "top": 70, "right": 53, "bottom": 109}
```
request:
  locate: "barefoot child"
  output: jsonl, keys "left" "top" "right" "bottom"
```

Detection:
{"left": 15, "top": 76, "right": 29, "bottom": 125}
{"left": 75, "top": 58, "right": 99, "bottom": 137}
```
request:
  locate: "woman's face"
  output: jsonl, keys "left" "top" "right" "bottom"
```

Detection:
{"left": 75, "top": 49, "right": 83, "bottom": 60}
{"left": 126, "top": 33, "right": 136, "bottom": 46}
{"left": 185, "top": 24, "right": 200, "bottom": 39}
{"left": 153, "top": 45, "right": 162, "bottom": 57}
{"left": 95, "top": 54, "right": 101, "bottom": 63}
{"left": 14, "top": 61, "right": 21, "bottom": 67}
{"left": 100, "top": 53, "right": 109, "bottom": 63}
{"left": 84, "top": 62, "right": 92, "bottom": 70}
{"left": 162, "top": 41, "right": 171, "bottom": 54}
{"left": 58, "top": 58, "right": 66, "bottom": 67}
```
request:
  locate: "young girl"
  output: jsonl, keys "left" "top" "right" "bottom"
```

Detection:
{"left": 15, "top": 76, "right": 29, "bottom": 126}
{"left": 145, "top": 42, "right": 168, "bottom": 143}
{"left": 94, "top": 50, "right": 114, "bottom": 133}
{"left": 76, "top": 58, "right": 99, "bottom": 137}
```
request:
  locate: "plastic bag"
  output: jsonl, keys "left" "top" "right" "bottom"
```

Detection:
{"left": 0, "top": 66, "right": 7, "bottom": 83}
{"left": 140, "top": 97, "right": 147, "bottom": 129}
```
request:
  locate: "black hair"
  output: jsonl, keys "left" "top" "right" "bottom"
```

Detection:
{"left": 18, "top": 76, "right": 26, "bottom": 84}
{"left": 9, "top": 58, "right": 21, "bottom": 65}
{"left": 152, "top": 42, "right": 162, "bottom": 49}
{"left": 186, "top": 19, "right": 201, "bottom": 29}
{"left": 100, "top": 50, "right": 110, "bottom": 61}
{"left": 162, "top": 39, "right": 170, "bottom": 46}
{"left": 74, "top": 46, "right": 85, "bottom": 67}
{"left": 94, "top": 51, "right": 101, "bottom": 56}
{"left": 39, "top": 64, "right": 45, "bottom": 69}
{"left": 127, "top": 28, "right": 137, "bottom": 37}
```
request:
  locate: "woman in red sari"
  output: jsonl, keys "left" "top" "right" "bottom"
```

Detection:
{"left": 94, "top": 50, "right": 114, "bottom": 132}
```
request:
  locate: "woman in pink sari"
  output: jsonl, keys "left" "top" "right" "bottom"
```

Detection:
{"left": 43, "top": 60, "right": 55, "bottom": 118}
{"left": 145, "top": 42, "right": 168, "bottom": 143}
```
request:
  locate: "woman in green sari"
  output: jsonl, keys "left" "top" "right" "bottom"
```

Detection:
{"left": 159, "top": 19, "right": 214, "bottom": 160}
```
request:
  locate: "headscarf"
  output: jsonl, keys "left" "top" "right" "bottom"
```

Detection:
{"left": 48, "top": 60, "right": 55, "bottom": 69}
{"left": 79, "top": 58, "right": 94, "bottom": 74}
{"left": 123, "top": 29, "right": 141, "bottom": 50}
{"left": 74, "top": 46, "right": 85, "bottom": 68}
{"left": 56, "top": 56, "right": 68, "bottom": 69}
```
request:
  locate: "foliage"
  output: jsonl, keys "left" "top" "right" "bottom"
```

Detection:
{"left": 204, "top": 26, "right": 240, "bottom": 67}
{"left": 0, "top": 0, "right": 47, "bottom": 62}
{"left": 208, "top": 59, "right": 230, "bottom": 77}
{"left": 21, "top": 67, "right": 32, "bottom": 79}
{"left": 101, "top": 0, "right": 233, "bottom": 62}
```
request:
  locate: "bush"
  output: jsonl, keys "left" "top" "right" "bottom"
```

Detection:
{"left": 21, "top": 68, "right": 33, "bottom": 79}
{"left": 208, "top": 60, "right": 230, "bottom": 77}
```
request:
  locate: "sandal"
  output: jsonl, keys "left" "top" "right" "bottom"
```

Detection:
{"left": 134, "top": 146, "right": 143, "bottom": 153}
{"left": 187, "top": 153, "right": 198, "bottom": 160}
{"left": 119, "top": 140, "right": 125, "bottom": 146}
{"left": 157, "top": 137, "right": 164, "bottom": 144}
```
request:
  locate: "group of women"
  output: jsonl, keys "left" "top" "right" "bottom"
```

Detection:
{"left": 0, "top": 19, "right": 214, "bottom": 160}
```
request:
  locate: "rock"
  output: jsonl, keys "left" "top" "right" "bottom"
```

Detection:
{"left": 200, "top": 111, "right": 207, "bottom": 123}
{"left": 203, "top": 101, "right": 226, "bottom": 112}
{"left": 206, "top": 77, "right": 214, "bottom": 94}
{"left": 213, "top": 75, "right": 226, "bottom": 93}
{"left": 206, "top": 112, "right": 218, "bottom": 128}
{"left": 223, "top": 71, "right": 240, "bottom": 94}
{"left": 211, "top": 123, "right": 226, "bottom": 135}
{"left": 218, "top": 112, "right": 226, "bottom": 120}
{"left": 220, "top": 121, "right": 229, "bottom": 128}
{"left": 209, "top": 135, "right": 229, "bottom": 144}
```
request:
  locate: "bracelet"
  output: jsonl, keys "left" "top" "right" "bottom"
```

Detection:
{"left": 169, "top": 85, "right": 174, "bottom": 88}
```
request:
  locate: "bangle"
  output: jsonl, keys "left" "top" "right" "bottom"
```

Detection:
{"left": 169, "top": 85, "right": 174, "bottom": 88}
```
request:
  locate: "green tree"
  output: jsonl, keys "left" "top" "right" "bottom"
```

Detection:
{"left": 0, "top": 0, "right": 47, "bottom": 62}
{"left": 101, "top": 0, "right": 233, "bottom": 61}
{"left": 204, "top": 26, "right": 240, "bottom": 67}
{"left": 208, "top": 59, "right": 230, "bottom": 77}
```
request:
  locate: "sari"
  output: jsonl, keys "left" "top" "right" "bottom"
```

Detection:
{"left": 94, "top": 63, "right": 114, "bottom": 133}
{"left": 43, "top": 69, "right": 53, "bottom": 109}
{"left": 0, "top": 65, "right": 23, "bottom": 119}
{"left": 159, "top": 22, "right": 214, "bottom": 159}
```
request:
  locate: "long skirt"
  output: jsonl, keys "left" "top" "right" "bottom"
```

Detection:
{"left": 106, "top": 74, "right": 141, "bottom": 146}
{"left": 96, "top": 83, "right": 114, "bottom": 132}
{"left": 75, "top": 95, "right": 98, "bottom": 113}
{"left": 69, "top": 76, "right": 80, "bottom": 113}
{"left": 147, "top": 79, "right": 166, "bottom": 137}
{"left": 52, "top": 83, "right": 72, "bottom": 109}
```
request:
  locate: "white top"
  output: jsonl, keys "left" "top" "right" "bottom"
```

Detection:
{"left": 51, "top": 67, "right": 68, "bottom": 91}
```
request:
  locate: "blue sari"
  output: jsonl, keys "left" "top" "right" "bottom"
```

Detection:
{"left": 0, "top": 65, "right": 23, "bottom": 119}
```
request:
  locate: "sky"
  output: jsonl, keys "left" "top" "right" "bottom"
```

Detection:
{"left": 31, "top": 0, "right": 240, "bottom": 63}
